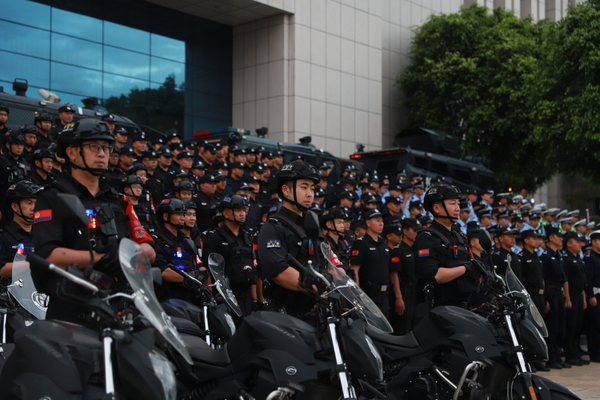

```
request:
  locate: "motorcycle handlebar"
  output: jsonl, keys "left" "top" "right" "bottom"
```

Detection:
{"left": 27, "top": 253, "right": 99, "bottom": 294}
{"left": 167, "top": 264, "right": 203, "bottom": 287}
{"left": 285, "top": 253, "right": 309, "bottom": 275}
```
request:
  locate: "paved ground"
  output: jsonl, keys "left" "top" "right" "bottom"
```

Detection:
{"left": 535, "top": 356, "right": 600, "bottom": 399}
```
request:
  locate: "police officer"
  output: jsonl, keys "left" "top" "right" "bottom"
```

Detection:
{"left": 540, "top": 226, "right": 568, "bottom": 369}
{"left": 491, "top": 227, "right": 523, "bottom": 280}
{"left": 141, "top": 150, "right": 164, "bottom": 206}
{"left": 31, "top": 118, "right": 155, "bottom": 325}
{"left": 0, "top": 181, "right": 40, "bottom": 281}
{"left": 100, "top": 113, "right": 116, "bottom": 133}
{"left": 0, "top": 103, "right": 9, "bottom": 135}
{"left": 195, "top": 174, "right": 220, "bottom": 232}
{"left": 414, "top": 185, "right": 480, "bottom": 310}
{"left": 320, "top": 208, "right": 352, "bottom": 276}
{"left": 121, "top": 175, "right": 155, "bottom": 233}
{"left": 152, "top": 198, "right": 198, "bottom": 300}
{"left": 584, "top": 230, "right": 600, "bottom": 363}
{"left": 350, "top": 208, "right": 391, "bottom": 317}
{"left": 520, "top": 229, "right": 545, "bottom": 316}
{"left": 102, "top": 146, "right": 126, "bottom": 188}
{"left": 47, "top": 104, "right": 75, "bottom": 140}
{"left": 562, "top": 231, "right": 587, "bottom": 367}
{"left": 34, "top": 112, "right": 55, "bottom": 148}
{"left": 0, "top": 131, "right": 31, "bottom": 226}
{"left": 20, "top": 125, "right": 39, "bottom": 163}
{"left": 256, "top": 162, "right": 322, "bottom": 320}
{"left": 30, "top": 148, "right": 55, "bottom": 186}
{"left": 203, "top": 195, "right": 256, "bottom": 318}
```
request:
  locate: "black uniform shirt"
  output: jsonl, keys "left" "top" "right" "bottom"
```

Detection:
{"left": 350, "top": 233, "right": 390, "bottom": 287}
{"left": 398, "top": 241, "right": 416, "bottom": 283}
{"left": 563, "top": 251, "right": 587, "bottom": 293}
{"left": 492, "top": 247, "right": 523, "bottom": 281}
{"left": 584, "top": 250, "right": 600, "bottom": 298}
{"left": 540, "top": 247, "right": 566, "bottom": 285}
{"left": 521, "top": 248, "right": 544, "bottom": 290}
{"left": 0, "top": 221, "right": 32, "bottom": 271}
{"left": 195, "top": 191, "right": 219, "bottom": 232}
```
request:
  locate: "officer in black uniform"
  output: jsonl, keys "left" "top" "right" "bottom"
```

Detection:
{"left": 0, "top": 102, "right": 9, "bottom": 135}
{"left": 120, "top": 175, "right": 155, "bottom": 233}
{"left": 0, "top": 181, "right": 40, "bottom": 282}
{"left": 203, "top": 195, "right": 256, "bottom": 319}
{"left": 320, "top": 208, "right": 352, "bottom": 277}
{"left": 152, "top": 198, "right": 198, "bottom": 301}
{"left": 0, "top": 131, "right": 32, "bottom": 227}
{"left": 34, "top": 112, "right": 55, "bottom": 148}
{"left": 491, "top": 226, "right": 523, "bottom": 280}
{"left": 20, "top": 125, "right": 39, "bottom": 164}
{"left": 540, "top": 226, "right": 568, "bottom": 369}
{"left": 195, "top": 174, "right": 220, "bottom": 232}
{"left": 102, "top": 146, "right": 126, "bottom": 188}
{"left": 350, "top": 208, "right": 391, "bottom": 317}
{"left": 256, "top": 162, "right": 322, "bottom": 320}
{"left": 47, "top": 104, "right": 75, "bottom": 141}
{"left": 562, "top": 231, "right": 587, "bottom": 367}
{"left": 584, "top": 230, "right": 600, "bottom": 363}
{"left": 414, "top": 185, "right": 480, "bottom": 311}
{"left": 30, "top": 118, "right": 155, "bottom": 325}
{"left": 520, "top": 229, "right": 545, "bottom": 316}
{"left": 30, "top": 148, "right": 55, "bottom": 186}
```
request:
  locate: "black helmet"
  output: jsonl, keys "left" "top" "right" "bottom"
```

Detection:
{"left": 19, "top": 124, "right": 38, "bottom": 135}
{"left": 219, "top": 194, "right": 248, "bottom": 225}
{"left": 424, "top": 184, "right": 461, "bottom": 222}
{"left": 128, "top": 163, "right": 148, "bottom": 174}
{"left": 173, "top": 180, "right": 195, "bottom": 193}
{"left": 157, "top": 198, "right": 187, "bottom": 229}
{"left": 55, "top": 118, "right": 114, "bottom": 158}
{"left": 182, "top": 199, "right": 197, "bottom": 210}
{"left": 0, "top": 103, "right": 9, "bottom": 114}
{"left": 6, "top": 181, "right": 41, "bottom": 224}
{"left": 120, "top": 175, "right": 143, "bottom": 191}
{"left": 320, "top": 207, "right": 347, "bottom": 223}
{"left": 34, "top": 112, "right": 53, "bottom": 123}
{"left": 4, "top": 131, "right": 26, "bottom": 145}
{"left": 273, "top": 162, "right": 320, "bottom": 212}
{"left": 32, "top": 148, "right": 54, "bottom": 161}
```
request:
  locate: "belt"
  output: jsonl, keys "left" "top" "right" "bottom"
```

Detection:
{"left": 528, "top": 288, "right": 544, "bottom": 295}
{"left": 377, "top": 285, "right": 388, "bottom": 292}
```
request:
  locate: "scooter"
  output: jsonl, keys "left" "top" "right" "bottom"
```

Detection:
{"left": 0, "top": 194, "right": 193, "bottom": 400}
{"left": 366, "top": 230, "right": 579, "bottom": 400}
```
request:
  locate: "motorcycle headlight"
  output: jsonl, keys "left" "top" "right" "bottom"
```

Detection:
{"left": 148, "top": 349, "right": 177, "bottom": 400}
{"left": 224, "top": 312, "right": 236, "bottom": 336}
{"left": 365, "top": 335, "right": 383, "bottom": 381}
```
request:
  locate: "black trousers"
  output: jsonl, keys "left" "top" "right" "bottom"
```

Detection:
{"left": 367, "top": 290, "right": 389, "bottom": 319}
{"left": 389, "top": 284, "right": 417, "bottom": 336}
{"left": 545, "top": 291, "right": 565, "bottom": 363}
{"left": 564, "top": 290, "right": 584, "bottom": 359}
{"left": 586, "top": 295, "right": 600, "bottom": 359}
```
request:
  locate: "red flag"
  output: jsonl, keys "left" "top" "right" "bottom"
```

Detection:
{"left": 125, "top": 201, "right": 153, "bottom": 244}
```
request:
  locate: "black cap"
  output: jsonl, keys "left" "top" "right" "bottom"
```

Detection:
{"left": 383, "top": 225, "right": 403, "bottom": 236}
{"left": 250, "top": 164, "right": 264, "bottom": 172}
{"left": 131, "top": 131, "right": 148, "bottom": 142}
{"left": 545, "top": 226, "right": 562, "bottom": 238}
{"left": 176, "top": 151, "right": 192, "bottom": 160}
{"left": 192, "top": 160, "right": 205, "bottom": 170}
{"left": 156, "top": 146, "right": 173, "bottom": 157}
{"left": 115, "top": 126, "right": 128, "bottom": 135}
{"left": 363, "top": 209, "right": 383, "bottom": 220}
{"left": 351, "top": 219, "right": 367, "bottom": 231}
{"left": 521, "top": 229, "right": 542, "bottom": 239}
{"left": 101, "top": 113, "right": 115, "bottom": 122}
{"left": 141, "top": 150, "right": 158, "bottom": 159}
{"left": 563, "top": 231, "right": 586, "bottom": 242}
{"left": 409, "top": 201, "right": 423, "bottom": 210}
{"left": 199, "top": 174, "right": 218, "bottom": 183}
{"left": 337, "top": 189, "right": 353, "bottom": 200}
{"left": 58, "top": 104, "right": 74, "bottom": 113}
{"left": 496, "top": 226, "right": 519, "bottom": 236}
{"left": 385, "top": 195, "right": 401, "bottom": 204}
{"left": 203, "top": 143, "right": 217, "bottom": 154}
{"left": 319, "top": 162, "right": 331, "bottom": 170}
{"left": 169, "top": 142, "right": 184, "bottom": 151}
{"left": 120, "top": 147, "right": 135, "bottom": 156}
{"left": 230, "top": 161, "right": 245, "bottom": 169}
{"left": 402, "top": 218, "right": 423, "bottom": 231}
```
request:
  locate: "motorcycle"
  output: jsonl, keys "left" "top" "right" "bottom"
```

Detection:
{"left": 366, "top": 230, "right": 579, "bottom": 400}
{"left": 170, "top": 210, "right": 390, "bottom": 400}
{"left": 0, "top": 193, "right": 193, "bottom": 400}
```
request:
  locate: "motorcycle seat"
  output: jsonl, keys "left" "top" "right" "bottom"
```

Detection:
{"left": 366, "top": 324, "right": 420, "bottom": 348}
{"left": 180, "top": 333, "right": 231, "bottom": 367}
{"left": 170, "top": 316, "right": 204, "bottom": 337}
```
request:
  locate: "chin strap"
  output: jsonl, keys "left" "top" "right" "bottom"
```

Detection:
{"left": 14, "top": 203, "right": 33, "bottom": 224}
{"left": 324, "top": 224, "right": 344, "bottom": 238}
{"left": 431, "top": 201, "right": 459, "bottom": 224}
{"left": 69, "top": 146, "right": 107, "bottom": 177}
{"left": 281, "top": 181, "right": 308, "bottom": 212}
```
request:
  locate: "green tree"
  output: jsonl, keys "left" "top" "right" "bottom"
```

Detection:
{"left": 532, "top": 1, "right": 600, "bottom": 183}
{"left": 103, "top": 74, "right": 184, "bottom": 134}
{"left": 399, "top": 4, "right": 552, "bottom": 190}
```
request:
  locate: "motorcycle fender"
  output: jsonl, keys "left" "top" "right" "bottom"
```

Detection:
{"left": 513, "top": 373, "right": 579, "bottom": 400}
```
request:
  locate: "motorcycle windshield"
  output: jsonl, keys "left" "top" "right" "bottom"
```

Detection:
{"left": 505, "top": 266, "right": 548, "bottom": 337}
{"left": 208, "top": 253, "right": 242, "bottom": 317}
{"left": 321, "top": 243, "right": 393, "bottom": 333}
{"left": 119, "top": 238, "right": 192, "bottom": 365}
{"left": 7, "top": 253, "right": 47, "bottom": 320}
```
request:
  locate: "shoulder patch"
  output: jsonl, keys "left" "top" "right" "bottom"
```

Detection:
{"left": 34, "top": 209, "right": 52, "bottom": 224}
{"left": 391, "top": 256, "right": 400, "bottom": 263}
{"left": 418, "top": 249, "right": 430, "bottom": 257}
{"left": 266, "top": 239, "right": 281, "bottom": 248}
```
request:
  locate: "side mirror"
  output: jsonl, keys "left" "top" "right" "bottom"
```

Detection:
{"left": 54, "top": 193, "right": 91, "bottom": 246}
{"left": 304, "top": 210, "right": 321, "bottom": 242}
{"left": 479, "top": 229, "right": 493, "bottom": 253}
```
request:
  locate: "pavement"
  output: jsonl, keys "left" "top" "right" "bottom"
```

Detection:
{"left": 535, "top": 356, "right": 600, "bottom": 399}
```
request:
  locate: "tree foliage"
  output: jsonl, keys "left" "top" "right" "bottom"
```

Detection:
{"left": 398, "top": 4, "right": 557, "bottom": 191}
{"left": 103, "top": 75, "right": 184, "bottom": 134}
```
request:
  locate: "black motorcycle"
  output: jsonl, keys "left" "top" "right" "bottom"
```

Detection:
{"left": 366, "top": 230, "right": 579, "bottom": 400}
{"left": 0, "top": 194, "right": 193, "bottom": 400}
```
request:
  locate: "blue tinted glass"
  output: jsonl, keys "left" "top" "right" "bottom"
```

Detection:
{"left": 0, "top": 21, "right": 50, "bottom": 59}
{"left": 151, "top": 34, "right": 185, "bottom": 62}
{"left": 104, "top": 21, "right": 150, "bottom": 54}
{"left": 104, "top": 47, "right": 150, "bottom": 80}
{"left": 50, "top": 62, "right": 102, "bottom": 96}
{"left": 45, "top": 90, "right": 89, "bottom": 108}
{"left": 51, "top": 8, "right": 102, "bottom": 43}
{"left": 150, "top": 57, "right": 184, "bottom": 85}
{"left": 0, "top": 51, "right": 50, "bottom": 88}
{"left": 51, "top": 33, "right": 102, "bottom": 70}
{"left": 1, "top": 0, "right": 50, "bottom": 30}
{"left": 103, "top": 73, "right": 149, "bottom": 99}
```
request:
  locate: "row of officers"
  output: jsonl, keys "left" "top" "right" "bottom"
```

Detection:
{"left": 1, "top": 115, "right": 600, "bottom": 372}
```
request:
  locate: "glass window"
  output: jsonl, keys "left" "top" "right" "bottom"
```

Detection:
{"left": 0, "top": 51, "right": 50, "bottom": 89}
{"left": 104, "top": 21, "right": 150, "bottom": 54}
{"left": 150, "top": 56, "right": 184, "bottom": 85}
{"left": 1, "top": 0, "right": 50, "bottom": 30}
{"left": 46, "top": 89, "right": 89, "bottom": 108}
{"left": 103, "top": 73, "right": 149, "bottom": 99}
{"left": 51, "top": 8, "right": 102, "bottom": 43}
{"left": 104, "top": 46, "right": 150, "bottom": 80}
{"left": 0, "top": 21, "right": 50, "bottom": 59}
{"left": 151, "top": 34, "right": 185, "bottom": 62}
{"left": 50, "top": 62, "right": 102, "bottom": 96}
{"left": 51, "top": 33, "right": 102, "bottom": 70}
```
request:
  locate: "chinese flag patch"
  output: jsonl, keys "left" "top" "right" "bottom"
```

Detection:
{"left": 391, "top": 257, "right": 400, "bottom": 263}
{"left": 351, "top": 250, "right": 359, "bottom": 256}
{"left": 418, "top": 249, "right": 430, "bottom": 257}
{"left": 34, "top": 209, "right": 52, "bottom": 224}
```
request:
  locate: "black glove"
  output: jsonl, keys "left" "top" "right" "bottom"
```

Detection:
{"left": 94, "top": 246, "right": 124, "bottom": 281}
{"left": 463, "top": 261, "right": 481, "bottom": 282}
{"left": 251, "top": 301, "right": 260, "bottom": 312}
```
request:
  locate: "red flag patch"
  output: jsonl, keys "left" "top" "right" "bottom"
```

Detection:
{"left": 418, "top": 249, "right": 430, "bottom": 257}
{"left": 391, "top": 257, "right": 400, "bottom": 263}
{"left": 34, "top": 209, "right": 52, "bottom": 224}
{"left": 351, "top": 250, "right": 359, "bottom": 256}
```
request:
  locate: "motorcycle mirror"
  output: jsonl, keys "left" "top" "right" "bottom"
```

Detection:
{"left": 54, "top": 193, "right": 91, "bottom": 246}
{"left": 304, "top": 210, "right": 321, "bottom": 242}
{"left": 479, "top": 229, "right": 493, "bottom": 252}
{"left": 150, "top": 267, "right": 163, "bottom": 286}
